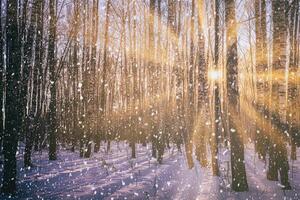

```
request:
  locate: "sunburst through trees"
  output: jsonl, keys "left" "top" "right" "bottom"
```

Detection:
{"left": 0, "top": 0, "right": 300, "bottom": 198}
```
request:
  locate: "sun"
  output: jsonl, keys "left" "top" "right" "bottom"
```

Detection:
{"left": 208, "top": 69, "right": 222, "bottom": 81}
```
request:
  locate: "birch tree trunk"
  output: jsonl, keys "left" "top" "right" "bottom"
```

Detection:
{"left": 225, "top": 0, "right": 248, "bottom": 192}
{"left": 267, "top": 0, "right": 291, "bottom": 190}
{"left": 287, "top": 0, "right": 299, "bottom": 161}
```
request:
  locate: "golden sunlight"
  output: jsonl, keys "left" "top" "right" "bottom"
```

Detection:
{"left": 1, "top": 0, "right": 299, "bottom": 198}
{"left": 208, "top": 69, "right": 222, "bottom": 81}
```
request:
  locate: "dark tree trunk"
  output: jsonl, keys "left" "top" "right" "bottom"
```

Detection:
{"left": 89, "top": 0, "right": 99, "bottom": 151}
{"left": 291, "top": 140, "right": 297, "bottom": 160}
{"left": 32, "top": 0, "right": 44, "bottom": 152}
{"left": 99, "top": 0, "right": 110, "bottom": 155}
{"left": 84, "top": 140, "right": 92, "bottom": 158}
{"left": 24, "top": 0, "right": 42, "bottom": 168}
{"left": 212, "top": 0, "right": 220, "bottom": 176}
{"left": 0, "top": 0, "right": 3, "bottom": 151}
{"left": 225, "top": 0, "right": 248, "bottom": 192}
{"left": 130, "top": 0, "right": 138, "bottom": 159}
{"left": 186, "top": 0, "right": 196, "bottom": 169}
{"left": 48, "top": 0, "right": 57, "bottom": 161}
{"left": 107, "top": 140, "right": 111, "bottom": 153}
{"left": 130, "top": 141, "right": 136, "bottom": 159}
{"left": 71, "top": 0, "right": 80, "bottom": 152}
{"left": 195, "top": 0, "right": 208, "bottom": 168}
{"left": 79, "top": 0, "right": 86, "bottom": 157}
{"left": 149, "top": 0, "right": 157, "bottom": 159}
{"left": 254, "top": 0, "right": 268, "bottom": 161}
{"left": 2, "top": 0, "right": 22, "bottom": 194}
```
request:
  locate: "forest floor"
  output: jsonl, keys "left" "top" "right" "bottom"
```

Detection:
{"left": 0, "top": 142, "right": 300, "bottom": 200}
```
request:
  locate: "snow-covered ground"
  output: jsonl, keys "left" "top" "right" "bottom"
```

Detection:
{"left": 0, "top": 142, "right": 299, "bottom": 200}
